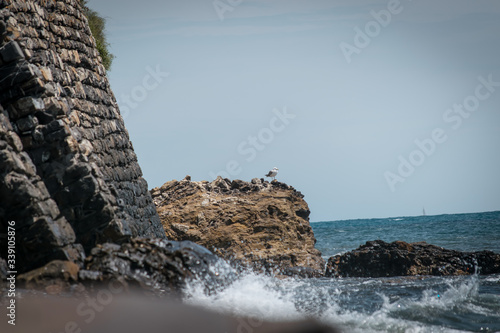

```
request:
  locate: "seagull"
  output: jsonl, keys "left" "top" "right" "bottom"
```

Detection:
{"left": 265, "top": 167, "right": 279, "bottom": 180}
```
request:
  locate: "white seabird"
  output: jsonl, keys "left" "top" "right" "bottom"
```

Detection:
{"left": 265, "top": 167, "right": 279, "bottom": 180}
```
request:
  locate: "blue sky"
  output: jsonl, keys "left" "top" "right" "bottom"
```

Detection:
{"left": 87, "top": 0, "right": 500, "bottom": 221}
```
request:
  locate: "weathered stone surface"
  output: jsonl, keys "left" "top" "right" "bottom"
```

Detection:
{"left": 152, "top": 176, "right": 325, "bottom": 275}
{"left": 325, "top": 240, "right": 500, "bottom": 278}
{"left": 5, "top": 237, "right": 235, "bottom": 298}
{"left": 81, "top": 238, "right": 236, "bottom": 296}
{"left": 0, "top": 40, "right": 24, "bottom": 62}
{"left": 1, "top": 103, "right": 85, "bottom": 271}
{"left": 0, "top": 0, "right": 165, "bottom": 273}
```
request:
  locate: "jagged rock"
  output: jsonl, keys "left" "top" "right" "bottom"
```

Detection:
{"left": 151, "top": 176, "right": 324, "bottom": 276}
{"left": 325, "top": 240, "right": 500, "bottom": 278}
{"left": 81, "top": 238, "right": 236, "bottom": 296}
{"left": 6, "top": 238, "right": 236, "bottom": 297}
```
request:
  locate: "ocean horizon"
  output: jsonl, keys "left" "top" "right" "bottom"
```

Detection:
{"left": 312, "top": 209, "right": 500, "bottom": 223}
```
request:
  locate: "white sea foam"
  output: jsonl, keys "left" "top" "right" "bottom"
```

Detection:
{"left": 484, "top": 275, "right": 500, "bottom": 283}
{"left": 184, "top": 271, "right": 302, "bottom": 321}
{"left": 183, "top": 270, "right": 499, "bottom": 332}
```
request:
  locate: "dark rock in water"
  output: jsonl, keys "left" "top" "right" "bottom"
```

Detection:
{"left": 325, "top": 240, "right": 500, "bottom": 278}
{"left": 82, "top": 238, "right": 236, "bottom": 296}
{"left": 7, "top": 238, "right": 237, "bottom": 297}
{"left": 281, "top": 266, "right": 324, "bottom": 278}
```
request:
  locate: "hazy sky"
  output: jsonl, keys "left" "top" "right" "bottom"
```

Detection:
{"left": 87, "top": 0, "right": 500, "bottom": 221}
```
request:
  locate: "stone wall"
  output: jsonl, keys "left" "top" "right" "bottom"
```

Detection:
{"left": 0, "top": 0, "right": 165, "bottom": 272}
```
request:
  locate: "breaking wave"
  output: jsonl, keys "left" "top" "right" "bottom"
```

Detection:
{"left": 184, "top": 270, "right": 500, "bottom": 332}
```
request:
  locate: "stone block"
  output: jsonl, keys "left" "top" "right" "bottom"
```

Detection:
{"left": 20, "top": 77, "right": 46, "bottom": 95}
{"left": 44, "top": 82, "right": 58, "bottom": 96}
{"left": 34, "top": 110, "right": 54, "bottom": 125}
{"left": 0, "top": 40, "right": 24, "bottom": 62}
{"left": 31, "top": 127, "right": 44, "bottom": 144}
{"left": 0, "top": 61, "right": 33, "bottom": 90}
{"left": 63, "top": 162, "right": 92, "bottom": 183}
{"left": 0, "top": 108, "right": 13, "bottom": 133}
{"left": 44, "top": 97, "right": 65, "bottom": 117}
{"left": 29, "top": 147, "right": 51, "bottom": 164}
{"left": 16, "top": 114, "right": 39, "bottom": 132}
{"left": 0, "top": 21, "right": 6, "bottom": 38}
{"left": 33, "top": 199, "right": 60, "bottom": 220}
{"left": 11, "top": 96, "right": 45, "bottom": 118}
{"left": 5, "top": 131, "right": 23, "bottom": 151}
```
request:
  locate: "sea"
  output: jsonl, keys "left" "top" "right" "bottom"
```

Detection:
{"left": 184, "top": 211, "right": 500, "bottom": 332}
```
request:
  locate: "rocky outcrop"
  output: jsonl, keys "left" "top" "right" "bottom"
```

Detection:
{"left": 0, "top": 0, "right": 164, "bottom": 272}
{"left": 82, "top": 238, "right": 235, "bottom": 296}
{"left": 325, "top": 240, "right": 500, "bottom": 278}
{"left": 151, "top": 176, "right": 324, "bottom": 275}
{"left": 15, "top": 237, "right": 234, "bottom": 297}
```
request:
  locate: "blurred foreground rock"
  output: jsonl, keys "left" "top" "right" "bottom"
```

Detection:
{"left": 325, "top": 240, "right": 500, "bottom": 278}
{"left": 152, "top": 176, "right": 324, "bottom": 276}
{"left": 0, "top": 294, "right": 340, "bottom": 333}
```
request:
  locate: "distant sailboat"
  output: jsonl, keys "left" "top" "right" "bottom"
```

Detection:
{"left": 422, "top": 207, "right": 426, "bottom": 216}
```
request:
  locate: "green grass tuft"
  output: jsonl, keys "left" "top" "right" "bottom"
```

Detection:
{"left": 80, "top": 0, "right": 115, "bottom": 71}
